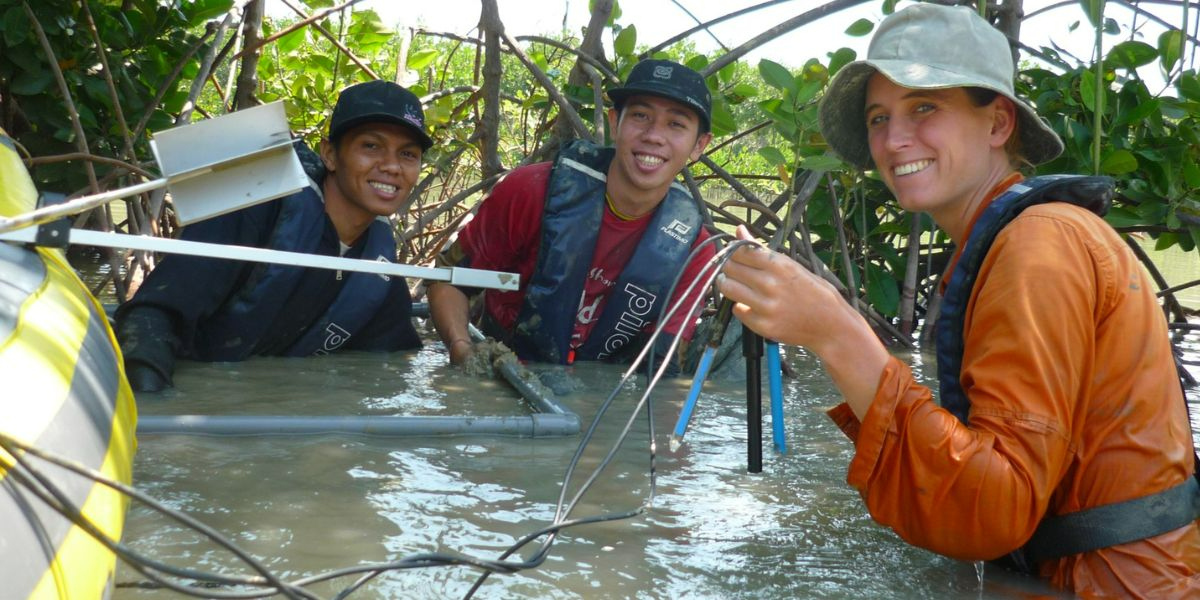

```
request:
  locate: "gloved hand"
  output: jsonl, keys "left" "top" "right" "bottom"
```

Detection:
{"left": 126, "top": 361, "right": 170, "bottom": 393}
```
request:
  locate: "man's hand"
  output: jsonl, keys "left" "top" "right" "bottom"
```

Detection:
{"left": 448, "top": 338, "right": 476, "bottom": 366}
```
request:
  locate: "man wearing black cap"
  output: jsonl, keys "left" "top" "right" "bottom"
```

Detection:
{"left": 428, "top": 59, "right": 715, "bottom": 370}
{"left": 115, "top": 80, "right": 429, "bottom": 392}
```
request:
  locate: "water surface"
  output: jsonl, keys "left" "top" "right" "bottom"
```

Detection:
{"left": 113, "top": 325, "right": 1112, "bottom": 599}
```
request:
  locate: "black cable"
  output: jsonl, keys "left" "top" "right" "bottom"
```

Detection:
{"left": 646, "top": 231, "right": 734, "bottom": 381}
{"left": 463, "top": 241, "right": 755, "bottom": 598}
{"left": 0, "top": 434, "right": 315, "bottom": 599}
{"left": 2, "top": 242, "right": 755, "bottom": 600}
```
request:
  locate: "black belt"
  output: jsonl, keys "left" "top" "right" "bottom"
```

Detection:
{"left": 1022, "top": 476, "right": 1200, "bottom": 564}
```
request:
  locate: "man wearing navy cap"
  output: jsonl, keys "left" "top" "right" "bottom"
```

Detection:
{"left": 115, "top": 80, "right": 429, "bottom": 392}
{"left": 428, "top": 59, "right": 715, "bottom": 371}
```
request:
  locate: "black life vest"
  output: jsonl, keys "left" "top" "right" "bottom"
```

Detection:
{"left": 934, "top": 174, "right": 1200, "bottom": 569}
{"left": 510, "top": 139, "right": 703, "bottom": 364}
{"left": 193, "top": 185, "right": 397, "bottom": 359}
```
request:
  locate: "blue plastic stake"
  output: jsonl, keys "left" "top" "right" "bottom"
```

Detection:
{"left": 670, "top": 345, "right": 716, "bottom": 452}
{"left": 767, "top": 341, "right": 785, "bottom": 454}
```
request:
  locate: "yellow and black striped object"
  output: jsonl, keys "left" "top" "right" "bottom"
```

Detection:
{"left": 0, "top": 129, "right": 138, "bottom": 599}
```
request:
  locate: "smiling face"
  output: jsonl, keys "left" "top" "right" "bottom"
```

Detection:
{"left": 864, "top": 73, "right": 1016, "bottom": 240}
{"left": 605, "top": 95, "right": 712, "bottom": 217}
{"left": 320, "top": 121, "right": 423, "bottom": 241}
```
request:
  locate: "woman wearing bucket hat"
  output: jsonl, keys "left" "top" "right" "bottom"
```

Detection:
{"left": 719, "top": 3, "right": 1199, "bottom": 597}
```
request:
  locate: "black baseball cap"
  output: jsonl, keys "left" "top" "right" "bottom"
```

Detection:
{"left": 607, "top": 59, "right": 712, "bottom": 133}
{"left": 328, "top": 80, "right": 433, "bottom": 150}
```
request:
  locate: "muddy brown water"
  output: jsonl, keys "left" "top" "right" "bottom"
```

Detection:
{"left": 108, "top": 319, "right": 1175, "bottom": 599}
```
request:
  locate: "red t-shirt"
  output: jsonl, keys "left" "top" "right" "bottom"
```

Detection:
{"left": 456, "top": 162, "right": 714, "bottom": 348}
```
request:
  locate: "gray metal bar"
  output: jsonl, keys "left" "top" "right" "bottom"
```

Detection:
{"left": 137, "top": 414, "right": 580, "bottom": 437}
{"left": 0, "top": 228, "right": 519, "bottom": 291}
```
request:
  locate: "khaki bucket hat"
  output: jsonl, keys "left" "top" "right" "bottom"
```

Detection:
{"left": 818, "top": 3, "right": 1064, "bottom": 169}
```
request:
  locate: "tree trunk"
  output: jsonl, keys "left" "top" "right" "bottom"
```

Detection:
{"left": 553, "top": 0, "right": 612, "bottom": 143}
{"left": 233, "top": 0, "right": 264, "bottom": 110}
{"left": 995, "top": 0, "right": 1024, "bottom": 67}
{"left": 479, "top": 0, "right": 504, "bottom": 180}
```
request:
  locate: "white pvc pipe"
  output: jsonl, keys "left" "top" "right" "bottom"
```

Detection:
{"left": 137, "top": 414, "right": 581, "bottom": 438}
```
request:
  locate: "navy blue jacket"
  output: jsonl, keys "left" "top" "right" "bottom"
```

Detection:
{"left": 115, "top": 178, "right": 421, "bottom": 382}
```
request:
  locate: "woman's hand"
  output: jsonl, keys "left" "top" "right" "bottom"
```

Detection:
{"left": 717, "top": 226, "right": 851, "bottom": 353}
{"left": 717, "top": 226, "right": 889, "bottom": 419}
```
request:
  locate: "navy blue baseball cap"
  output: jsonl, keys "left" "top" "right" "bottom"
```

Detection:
{"left": 328, "top": 80, "right": 433, "bottom": 150}
{"left": 608, "top": 59, "right": 712, "bottom": 133}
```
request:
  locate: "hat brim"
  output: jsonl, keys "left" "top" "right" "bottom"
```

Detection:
{"left": 608, "top": 84, "right": 711, "bottom": 131}
{"left": 818, "top": 60, "right": 1063, "bottom": 169}
{"left": 330, "top": 113, "right": 434, "bottom": 151}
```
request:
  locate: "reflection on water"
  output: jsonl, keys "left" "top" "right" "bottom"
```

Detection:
{"left": 115, "top": 326, "right": 1091, "bottom": 600}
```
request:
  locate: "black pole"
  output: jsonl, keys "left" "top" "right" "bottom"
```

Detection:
{"left": 743, "top": 328, "right": 763, "bottom": 473}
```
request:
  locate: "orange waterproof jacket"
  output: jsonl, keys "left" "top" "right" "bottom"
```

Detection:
{"left": 828, "top": 182, "right": 1200, "bottom": 598}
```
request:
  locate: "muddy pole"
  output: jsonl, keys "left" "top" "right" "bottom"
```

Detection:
{"left": 744, "top": 329, "right": 763, "bottom": 473}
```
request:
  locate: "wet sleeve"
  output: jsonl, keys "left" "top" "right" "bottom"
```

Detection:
{"left": 114, "top": 304, "right": 179, "bottom": 385}
{"left": 837, "top": 215, "right": 1090, "bottom": 561}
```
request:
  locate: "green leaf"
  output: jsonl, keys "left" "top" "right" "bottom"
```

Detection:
{"left": 845, "top": 18, "right": 874, "bottom": 37}
{"left": 865, "top": 263, "right": 900, "bottom": 317}
{"left": 726, "top": 83, "right": 758, "bottom": 104}
{"left": 1186, "top": 227, "right": 1200, "bottom": 253}
{"left": 800, "top": 154, "right": 844, "bottom": 171}
{"left": 758, "top": 146, "right": 787, "bottom": 166}
{"left": 184, "top": 0, "right": 235, "bottom": 23}
{"left": 3, "top": 6, "right": 29, "bottom": 47}
{"left": 53, "top": 126, "right": 75, "bottom": 144}
{"left": 796, "top": 79, "right": 823, "bottom": 105}
{"left": 564, "top": 83, "right": 595, "bottom": 105}
{"left": 827, "top": 48, "right": 857, "bottom": 76}
{"left": 1159, "top": 29, "right": 1183, "bottom": 74}
{"left": 1080, "top": 0, "right": 1105, "bottom": 28}
{"left": 1099, "top": 149, "right": 1138, "bottom": 174}
{"left": 758, "top": 59, "right": 796, "bottom": 95}
{"left": 614, "top": 25, "right": 637, "bottom": 57}
{"left": 771, "top": 118, "right": 797, "bottom": 139}
{"left": 1155, "top": 232, "right": 1179, "bottom": 251}
{"left": 1178, "top": 71, "right": 1200, "bottom": 102}
{"left": 1080, "top": 69, "right": 1096, "bottom": 112}
{"left": 1184, "top": 160, "right": 1200, "bottom": 188}
{"left": 709, "top": 97, "right": 737, "bottom": 138}
{"left": 1106, "top": 41, "right": 1157, "bottom": 71}
{"left": 276, "top": 27, "right": 308, "bottom": 55}
{"left": 10, "top": 69, "right": 52, "bottom": 95}
{"left": 407, "top": 49, "right": 439, "bottom": 71}
{"left": 1113, "top": 98, "right": 1159, "bottom": 128}
{"left": 1104, "top": 205, "right": 1148, "bottom": 227}
{"left": 718, "top": 61, "right": 737, "bottom": 85}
